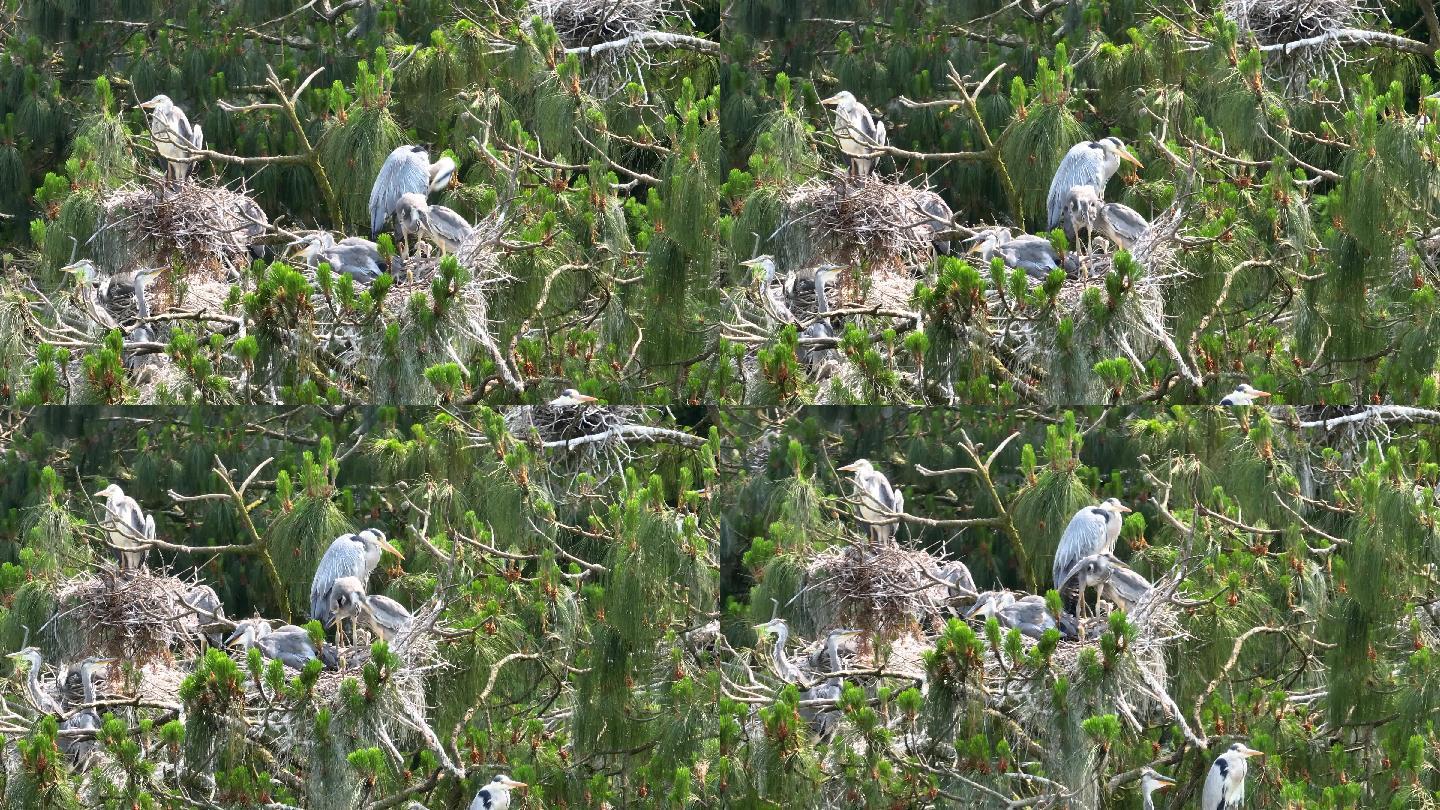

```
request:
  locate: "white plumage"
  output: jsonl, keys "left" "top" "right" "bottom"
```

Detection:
{"left": 1220, "top": 383, "right": 1271, "bottom": 406}
{"left": 1202, "top": 742, "right": 1263, "bottom": 809}
{"left": 94, "top": 483, "right": 152, "bottom": 569}
{"left": 820, "top": 91, "right": 887, "bottom": 178}
{"left": 837, "top": 458, "right": 904, "bottom": 545}
{"left": 310, "top": 529, "right": 403, "bottom": 628}
{"left": 471, "top": 774, "right": 528, "bottom": 810}
{"left": 139, "top": 94, "right": 204, "bottom": 183}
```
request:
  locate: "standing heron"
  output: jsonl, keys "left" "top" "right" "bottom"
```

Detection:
{"left": 803, "top": 627, "right": 863, "bottom": 735}
{"left": 837, "top": 459, "right": 905, "bottom": 545}
{"left": 740, "top": 255, "right": 797, "bottom": 326}
{"left": 138, "top": 95, "right": 204, "bottom": 184}
{"left": 182, "top": 584, "right": 229, "bottom": 648}
{"left": 288, "top": 232, "right": 389, "bottom": 285}
{"left": 358, "top": 593, "right": 414, "bottom": 642}
{"left": 392, "top": 192, "right": 473, "bottom": 257}
{"left": 369, "top": 145, "right": 457, "bottom": 241}
{"left": 1221, "top": 384, "right": 1271, "bottom": 406}
{"left": 1051, "top": 498, "right": 1131, "bottom": 594}
{"left": 1097, "top": 201, "right": 1150, "bottom": 251}
{"left": 59, "top": 656, "right": 113, "bottom": 765}
{"left": 1140, "top": 767, "right": 1176, "bottom": 810}
{"left": 1098, "top": 556, "right": 1154, "bottom": 613}
{"left": 7, "top": 647, "right": 63, "bottom": 715}
{"left": 966, "top": 228, "right": 1079, "bottom": 280}
{"left": 1045, "top": 137, "right": 1142, "bottom": 230}
{"left": 325, "top": 576, "right": 368, "bottom": 648}
{"left": 1061, "top": 184, "right": 1103, "bottom": 247}
{"left": 1058, "top": 553, "right": 1113, "bottom": 618}
{"left": 802, "top": 264, "right": 842, "bottom": 376}
{"left": 327, "top": 576, "right": 415, "bottom": 644}
{"left": 752, "top": 617, "right": 805, "bottom": 683}
{"left": 471, "top": 774, "right": 528, "bottom": 810}
{"left": 933, "top": 559, "right": 977, "bottom": 601}
{"left": 94, "top": 483, "right": 152, "bottom": 570}
{"left": 1202, "top": 742, "right": 1264, "bottom": 809}
{"left": 820, "top": 91, "right": 887, "bottom": 178}
{"left": 548, "top": 388, "right": 599, "bottom": 406}
{"left": 310, "top": 529, "right": 404, "bottom": 631}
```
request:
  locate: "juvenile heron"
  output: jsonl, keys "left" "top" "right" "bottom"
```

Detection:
{"left": 804, "top": 627, "right": 863, "bottom": 735}
{"left": 1051, "top": 498, "right": 1131, "bottom": 594}
{"left": 1140, "top": 768, "right": 1177, "bottom": 810}
{"left": 1045, "top": 137, "right": 1142, "bottom": 230}
{"left": 7, "top": 647, "right": 63, "bottom": 715}
{"left": 548, "top": 388, "right": 598, "bottom": 406}
{"left": 1221, "top": 384, "right": 1271, "bottom": 406}
{"left": 996, "top": 595, "right": 1057, "bottom": 639}
{"left": 369, "top": 145, "right": 457, "bottom": 240}
{"left": 288, "top": 232, "right": 388, "bottom": 285}
{"left": 138, "top": 94, "right": 204, "bottom": 183}
{"left": 1202, "top": 742, "right": 1264, "bottom": 809}
{"left": 327, "top": 577, "right": 415, "bottom": 644}
{"left": 965, "top": 590, "right": 1017, "bottom": 620}
{"left": 837, "top": 459, "right": 904, "bottom": 545}
{"left": 914, "top": 191, "right": 955, "bottom": 254}
{"left": 1061, "top": 184, "right": 1103, "bottom": 247}
{"left": 820, "top": 91, "right": 887, "bottom": 178}
{"left": 393, "top": 192, "right": 473, "bottom": 257}
{"left": 325, "top": 576, "right": 367, "bottom": 648}
{"left": 740, "top": 255, "right": 797, "bottom": 325}
{"left": 803, "top": 265, "right": 842, "bottom": 375}
{"left": 933, "top": 559, "right": 977, "bottom": 602}
{"left": 94, "top": 483, "right": 151, "bottom": 569}
{"left": 471, "top": 774, "right": 528, "bottom": 810}
{"left": 59, "top": 656, "right": 113, "bottom": 765}
{"left": 966, "top": 228, "right": 1079, "bottom": 280}
{"left": 310, "top": 529, "right": 404, "bottom": 630}
{"left": 182, "top": 584, "right": 229, "bottom": 647}
{"left": 1099, "top": 557, "right": 1154, "bottom": 612}
{"left": 1058, "top": 553, "right": 1113, "bottom": 618}
{"left": 360, "top": 593, "right": 414, "bottom": 642}
{"left": 1098, "top": 201, "right": 1150, "bottom": 251}
{"left": 225, "top": 618, "right": 274, "bottom": 650}
{"left": 752, "top": 617, "right": 805, "bottom": 683}
{"left": 256, "top": 624, "right": 322, "bottom": 670}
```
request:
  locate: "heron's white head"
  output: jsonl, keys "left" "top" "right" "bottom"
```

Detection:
{"left": 429, "top": 155, "right": 458, "bottom": 193}
{"left": 93, "top": 483, "right": 126, "bottom": 500}
{"left": 1099, "top": 497, "right": 1131, "bottom": 515}
{"left": 1233, "top": 383, "right": 1270, "bottom": 398}
{"left": 1228, "top": 742, "right": 1264, "bottom": 758}
{"left": 820, "top": 90, "right": 858, "bottom": 107}
{"left": 77, "top": 656, "right": 116, "bottom": 676}
{"left": 138, "top": 94, "right": 173, "bottom": 111}
{"left": 1139, "top": 767, "right": 1175, "bottom": 794}
{"left": 812, "top": 262, "right": 843, "bottom": 284}
{"left": 357, "top": 528, "right": 404, "bottom": 562}
{"left": 752, "top": 617, "right": 788, "bottom": 638}
{"left": 1097, "top": 136, "right": 1143, "bottom": 168}
{"left": 740, "top": 254, "right": 777, "bottom": 280}
{"left": 7, "top": 647, "right": 42, "bottom": 669}
{"left": 549, "top": 388, "right": 598, "bottom": 406}
{"left": 827, "top": 627, "right": 863, "bottom": 641}
{"left": 837, "top": 459, "right": 875, "bottom": 475}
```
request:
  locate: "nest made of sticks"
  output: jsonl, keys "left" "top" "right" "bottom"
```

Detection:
{"left": 529, "top": 0, "right": 673, "bottom": 47}
{"left": 96, "top": 179, "right": 265, "bottom": 286}
{"left": 52, "top": 570, "right": 201, "bottom": 666}
{"left": 798, "top": 542, "right": 954, "bottom": 640}
{"left": 779, "top": 176, "right": 949, "bottom": 274}
{"left": 1224, "top": 0, "right": 1382, "bottom": 94}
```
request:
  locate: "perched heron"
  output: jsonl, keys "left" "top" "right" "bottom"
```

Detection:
{"left": 933, "top": 559, "right": 977, "bottom": 601}
{"left": 1099, "top": 557, "right": 1154, "bottom": 613}
{"left": 310, "top": 529, "right": 404, "bottom": 630}
{"left": 471, "top": 774, "right": 528, "bottom": 810}
{"left": 288, "top": 232, "right": 388, "bottom": 285}
{"left": 183, "top": 584, "right": 229, "bottom": 647}
{"left": 369, "top": 145, "right": 457, "bottom": 240}
{"left": 255, "top": 624, "right": 321, "bottom": 670}
{"left": 913, "top": 191, "right": 955, "bottom": 254}
{"left": 1140, "top": 767, "right": 1177, "bottom": 810}
{"left": 7, "top": 647, "right": 63, "bottom": 715}
{"left": 326, "top": 576, "right": 367, "bottom": 648}
{"left": 1045, "top": 137, "right": 1142, "bottom": 231}
{"left": 820, "top": 91, "right": 887, "bottom": 178}
{"left": 752, "top": 617, "right": 805, "bottom": 683}
{"left": 124, "top": 269, "right": 165, "bottom": 379}
{"left": 966, "top": 228, "right": 1079, "bottom": 280}
{"left": 327, "top": 576, "right": 414, "bottom": 644}
{"left": 59, "top": 656, "right": 113, "bottom": 765}
{"left": 740, "top": 254, "right": 798, "bottom": 325}
{"left": 94, "top": 483, "right": 151, "bottom": 569}
{"left": 226, "top": 618, "right": 274, "bottom": 650}
{"left": 997, "top": 595, "right": 1057, "bottom": 639}
{"left": 1051, "top": 498, "right": 1131, "bottom": 594}
{"left": 1221, "top": 384, "right": 1271, "bottom": 406}
{"left": 837, "top": 459, "right": 905, "bottom": 545}
{"left": 965, "top": 590, "right": 1018, "bottom": 620}
{"left": 393, "top": 192, "right": 473, "bottom": 257}
{"left": 138, "top": 94, "right": 204, "bottom": 183}
{"left": 359, "top": 593, "right": 414, "bottom": 642}
{"left": 1097, "top": 201, "right": 1150, "bottom": 251}
{"left": 803, "top": 627, "right": 863, "bottom": 735}
{"left": 1061, "top": 184, "right": 1103, "bottom": 247}
{"left": 802, "top": 265, "right": 842, "bottom": 376}
{"left": 548, "top": 388, "right": 599, "bottom": 406}
{"left": 1058, "top": 553, "right": 1112, "bottom": 617}
{"left": 805, "top": 625, "right": 862, "bottom": 672}
{"left": 1202, "top": 742, "right": 1264, "bottom": 809}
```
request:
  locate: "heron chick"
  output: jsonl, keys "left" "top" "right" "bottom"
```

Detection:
{"left": 1045, "top": 137, "right": 1142, "bottom": 231}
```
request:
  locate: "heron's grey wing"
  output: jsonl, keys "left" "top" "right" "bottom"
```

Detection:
{"left": 311, "top": 537, "right": 360, "bottom": 622}
{"left": 1201, "top": 757, "right": 1225, "bottom": 810}
{"left": 1052, "top": 510, "right": 1106, "bottom": 588}
{"left": 368, "top": 148, "right": 428, "bottom": 237}
{"left": 169, "top": 109, "right": 195, "bottom": 150}
{"left": 1101, "top": 203, "right": 1149, "bottom": 248}
{"left": 191, "top": 122, "right": 204, "bottom": 152}
{"left": 1046, "top": 144, "right": 1103, "bottom": 230}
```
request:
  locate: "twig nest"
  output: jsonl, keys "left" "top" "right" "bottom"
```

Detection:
{"left": 1223, "top": 0, "right": 1378, "bottom": 93}
{"left": 529, "top": 0, "right": 670, "bottom": 48}
{"left": 96, "top": 179, "right": 265, "bottom": 287}
{"left": 778, "top": 176, "right": 949, "bottom": 273}
{"left": 53, "top": 570, "right": 204, "bottom": 665}
{"left": 798, "top": 543, "right": 954, "bottom": 640}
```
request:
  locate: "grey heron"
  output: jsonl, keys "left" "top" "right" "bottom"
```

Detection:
{"left": 933, "top": 559, "right": 977, "bottom": 601}
{"left": 325, "top": 575, "right": 368, "bottom": 648}
{"left": 369, "top": 145, "right": 457, "bottom": 240}
{"left": 1061, "top": 184, "right": 1103, "bottom": 248}
{"left": 1140, "top": 767, "right": 1176, "bottom": 810}
{"left": 966, "top": 228, "right": 1079, "bottom": 280}
{"left": 1097, "top": 201, "right": 1150, "bottom": 251}
{"left": 124, "top": 269, "right": 166, "bottom": 378}
{"left": 752, "top": 617, "right": 805, "bottom": 683}
{"left": 548, "top": 388, "right": 599, "bottom": 406}
{"left": 914, "top": 191, "right": 955, "bottom": 254}
{"left": 740, "top": 254, "right": 798, "bottom": 325}
{"left": 225, "top": 618, "right": 274, "bottom": 650}
{"left": 327, "top": 576, "right": 414, "bottom": 644}
{"left": 182, "top": 584, "right": 229, "bottom": 647}
{"left": 805, "top": 625, "right": 862, "bottom": 672}
{"left": 471, "top": 774, "right": 528, "bottom": 810}
{"left": 93, "top": 483, "right": 152, "bottom": 569}
{"left": 359, "top": 593, "right": 414, "bottom": 642}
{"left": 310, "top": 529, "right": 404, "bottom": 630}
{"left": 1202, "top": 742, "right": 1264, "bottom": 809}
{"left": 59, "top": 656, "right": 113, "bottom": 765}
{"left": 803, "top": 627, "right": 863, "bottom": 734}
{"left": 393, "top": 192, "right": 473, "bottom": 257}
{"left": 255, "top": 624, "right": 322, "bottom": 670}
{"left": 138, "top": 94, "right": 204, "bottom": 184}
{"left": 964, "top": 591, "right": 1056, "bottom": 638}
{"left": 288, "top": 232, "right": 388, "bottom": 285}
{"left": 1098, "top": 556, "right": 1154, "bottom": 613}
{"left": 1045, "top": 137, "right": 1142, "bottom": 230}
{"left": 7, "top": 647, "right": 63, "bottom": 715}
{"left": 1058, "top": 553, "right": 1112, "bottom": 618}
{"left": 836, "top": 459, "right": 905, "bottom": 545}
{"left": 1220, "top": 384, "right": 1271, "bottom": 406}
{"left": 802, "top": 264, "right": 842, "bottom": 376}
{"left": 965, "top": 590, "right": 1017, "bottom": 620}
{"left": 1051, "top": 498, "right": 1131, "bottom": 595}
{"left": 820, "top": 91, "right": 887, "bottom": 178}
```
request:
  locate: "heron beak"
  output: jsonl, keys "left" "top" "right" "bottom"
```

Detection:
{"left": 1241, "top": 746, "right": 1265, "bottom": 758}
{"left": 575, "top": 394, "right": 598, "bottom": 403}
{"left": 503, "top": 778, "right": 528, "bottom": 789}
{"left": 1154, "top": 775, "right": 1176, "bottom": 789}
{"left": 1118, "top": 504, "right": 1133, "bottom": 513}
{"left": 820, "top": 93, "right": 843, "bottom": 105}
{"left": 837, "top": 462, "right": 860, "bottom": 472}
{"left": 1119, "top": 148, "right": 1143, "bottom": 168}
{"left": 1253, "top": 390, "right": 1271, "bottom": 398}
{"left": 378, "top": 539, "right": 405, "bottom": 560}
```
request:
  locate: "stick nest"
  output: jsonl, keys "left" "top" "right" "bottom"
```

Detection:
{"left": 799, "top": 543, "right": 954, "bottom": 640}
{"left": 779, "top": 176, "right": 949, "bottom": 273}
{"left": 529, "top": 0, "right": 671, "bottom": 47}
{"left": 1224, "top": 0, "right": 1366, "bottom": 45}
{"left": 96, "top": 179, "right": 265, "bottom": 288}
{"left": 53, "top": 570, "right": 202, "bottom": 666}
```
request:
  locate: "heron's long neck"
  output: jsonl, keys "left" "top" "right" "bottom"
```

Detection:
{"left": 814, "top": 275, "right": 831, "bottom": 317}
{"left": 27, "top": 662, "right": 45, "bottom": 707}
{"left": 135, "top": 273, "right": 150, "bottom": 320}
{"left": 1142, "top": 790, "right": 1153, "bottom": 810}
{"left": 81, "top": 667, "right": 97, "bottom": 705}
{"left": 771, "top": 626, "right": 799, "bottom": 681}
{"left": 827, "top": 636, "right": 842, "bottom": 674}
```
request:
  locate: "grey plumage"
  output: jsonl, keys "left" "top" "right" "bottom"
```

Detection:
{"left": 1097, "top": 201, "right": 1150, "bottom": 250}
{"left": 94, "top": 483, "right": 151, "bottom": 569}
{"left": 139, "top": 94, "right": 204, "bottom": 183}
{"left": 470, "top": 774, "right": 527, "bottom": 810}
{"left": 255, "top": 624, "right": 321, "bottom": 669}
{"left": 820, "top": 91, "right": 887, "bottom": 178}
{"left": 1051, "top": 498, "right": 1130, "bottom": 595}
{"left": 802, "top": 266, "right": 842, "bottom": 375}
{"left": 1061, "top": 184, "right": 1103, "bottom": 246}
{"left": 7, "top": 647, "right": 63, "bottom": 715}
{"left": 967, "top": 227, "right": 1079, "bottom": 280}
{"left": 59, "top": 656, "right": 112, "bottom": 766}
{"left": 837, "top": 458, "right": 904, "bottom": 545}
{"left": 913, "top": 190, "right": 955, "bottom": 254}
{"left": 752, "top": 617, "right": 805, "bottom": 683}
{"left": 393, "top": 192, "right": 473, "bottom": 256}
{"left": 740, "top": 255, "right": 797, "bottom": 325}
{"left": 290, "top": 232, "right": 387, "bottom": 285}
{"left": 1045, "top": 137, "right": 1142, "bottom": 230}
{"left": 309, "top": 529, "right": 403, "bottom": 629}
{"left": 1202, "top": 742, "right": 1263, "bottom": 809}
{"left": 369, "top": 145, "right": 456, "bottom": 239}
{"left": 183, "top": 584, "right": 229, "bottom": 647}
{"left": 225, "top": 618, "right": 274, "bottom": 650}
{"left": 1140, "top": 767, "right": 1176, "bottom": 810}
{"left": 327, "top": 576, "right": 414, "bottom": 644}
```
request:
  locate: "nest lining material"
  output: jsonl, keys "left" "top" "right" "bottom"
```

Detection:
{"left": 779, "top": 176, "right": 949, "bottom": 273}
{"left": 52, "top": 570, "right": 203, "bottom": 666}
